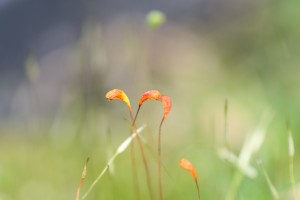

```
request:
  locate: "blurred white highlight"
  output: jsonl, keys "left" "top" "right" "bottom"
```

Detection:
{"left": 288, "top": 130, "right": 295, "bottom": 157}
{"left": 218, "top": 110, "right": 273, "bottom": 179}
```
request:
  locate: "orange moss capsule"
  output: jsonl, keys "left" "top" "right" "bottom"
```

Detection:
{"left": 106, "top": 89, "right": 131, "bottom": 109}
{"left": 160, "top": 95, "right": 172, "bottom": 121}
{"left": 138, "top": 90, "right": 162, "bottom": 106}
{"left": 179, "top": 158, "right": 197, "bottom": 180}
{"left": 179, "top": 158, "right": 200, "bottom": 200}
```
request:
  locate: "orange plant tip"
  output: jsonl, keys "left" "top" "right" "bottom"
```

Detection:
{"left": 138, "top": 90, "right": 162, "bottom": 106}
{"left": 105, "top": 89, "right": 131, "bottom": 109}
{"left": 179, "top": 158, "right": 197, "bottom": 180}
{"left": 160, "top": 96, "right": 172, "bottom": 121}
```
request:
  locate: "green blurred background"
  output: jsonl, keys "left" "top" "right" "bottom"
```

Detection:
{"left": 0, "top": 0, "right": 300, "bottom": 199}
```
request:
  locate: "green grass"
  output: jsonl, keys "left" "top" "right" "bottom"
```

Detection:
{"left": 0, "top": 102, "right": 299, "bottom": 200}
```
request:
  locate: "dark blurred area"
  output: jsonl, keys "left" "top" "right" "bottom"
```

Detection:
{"left": 0, "top": 0, "right": 84, "bottom": 117}
{"left": 0, "top": 0, "right": 262, "bottom": 120}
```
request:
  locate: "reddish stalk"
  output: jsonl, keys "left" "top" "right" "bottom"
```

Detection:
{"left": 133, "top": 105, "right": 141, "bottom": 124}
{"left": 107, "top": 89, "right": 172, "bottom": 200}
{"left": 128, "top": 124, "right": 140, "bottom": 200}
{"left": 135, "top": 90, "right": 171, "bottom": 200}
{"left": 106, "top": 89, "right": 140, "bottom": 200}
{"left": 158, "top": 120, "right": 164, "bottom": 200}
{"left": 158, "top": 96, "right": 171, "bottom": 200}
{"left": 195, "top": 179, "right": 200, "bottom": 200}
{"left": 106, "top": 89, "right": 153, "bottom": 200}
{"left": 134, "top": 90, "right": 161, "bottom": 124}
{"left": 129, "top": 107, "right": 154, "bottom": 200}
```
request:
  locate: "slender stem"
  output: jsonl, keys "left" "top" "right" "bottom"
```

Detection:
{"left": 257, "top": 160, "right": 280, "bottom": 199}
{"left": 158, "top": 120, "right": 164, "bottom": 200}
{"left": 135, "top": 126, "right": 154, "bottom": 200}
{"left": 130, "top": 136, "right": 140, "bottom": 200}
{"left": 133, "top": 106, "right": 141, "bottom": 124}
{"left": 130, "top": 107, "right": 154, "bottom": 200}
{"left": 195, "top": 178, "right": 200, "bottom": 200}
{"left": 128, "top": 107, "right": 140, "bottom": 200}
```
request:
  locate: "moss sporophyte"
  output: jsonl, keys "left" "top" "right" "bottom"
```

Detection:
{"left": 179, "top": 158, "right": 200, "bottom": 200}
{"left": 76, "top": 89, "right": 171, "bottom": 200}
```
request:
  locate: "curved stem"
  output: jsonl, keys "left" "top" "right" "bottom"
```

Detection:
{"left": 195, "top": 179, "right": 200, "bottom": 200}
{"left": 133, "top": 106, "right": 141, "bottom": 124}
{"left": 130, "top": 106, "right": 154, "bottom": 200}
{"left": 135, "top": 127, "right": 154, "bottom": 200}
{"left": 131, "top": 137, "right": 140, "bottom": 200}
{"left": 127, "top": 107, "right": 140, "bottom": 200}
{"left": 158, "top": 120, "right": 164, "bottom": 200}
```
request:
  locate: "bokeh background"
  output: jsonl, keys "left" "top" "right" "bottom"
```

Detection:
{"left": 0, "top": 0, "right": 300, "bottom": 199}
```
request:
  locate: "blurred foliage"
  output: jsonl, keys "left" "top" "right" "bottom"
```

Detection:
{"left": 1, "top": 1, "right": 300, "bottom": 200}
{"left": 146, "top": 10, "right": 166, "bottom": 29}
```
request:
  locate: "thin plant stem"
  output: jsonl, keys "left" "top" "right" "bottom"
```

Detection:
{"left": 133, "top": 106, "right": 141, "bottom": 124}
{"left": 257, "top": 160, "right": 280, "bottom": 200}
{"left": 130, "top": 134, "right": 140, "bottom": 200}
{"left": 128, "top": 107, "right": 140, "bottom": 200}
{"left": 158, "top": 120, "right": 164, "bottom": 200}
{"left": 195, "top": 179, "right": 201, "bottom": 200}
{"left": 130, "top": 108, "right": 154, "bottom": 200}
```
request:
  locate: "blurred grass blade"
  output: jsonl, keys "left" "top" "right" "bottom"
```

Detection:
{"left": 225, "top": 110, "right": 273, "bottom": 200}
{"left": 288, "top": 130, "right": 295, "bottom": 157}
{"left": 238, "top": 111, "right": 273, "bottom": 176}
{"left": 218, "top": 148, "right": 256, "bottom": 178}
{"left": 257, "top": 160, "right": 280, "bottom": 200}
{"left": 80, "top": 125, "right": 146, "bottom": 200}
{"left": 76, "top": 158, "right": 90, "bottom": 200}
{"left": 25, "top": 53, "right": 40, "bottom": 83}
{"left": 287, "top": 127, "right": 298, "bottom": 200}
{"left": 224, "top": 99, "right": 229, "bottom": 147}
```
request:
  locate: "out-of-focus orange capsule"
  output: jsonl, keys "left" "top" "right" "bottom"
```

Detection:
{"left": 105, "top": 89, "right": 131, "bottom": 109}
{"left": 179, "top": 158, "right": 197, "bottom": 180}
{"left": 160, "top": 96, "right": 171, "bottom": 121}
{"left": 138, "top": 90, "right": 162, "bottom": 106}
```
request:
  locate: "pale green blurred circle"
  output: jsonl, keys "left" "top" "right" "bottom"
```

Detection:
{"left": 146, "top": 10, "right": 166, "bottom": 29}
